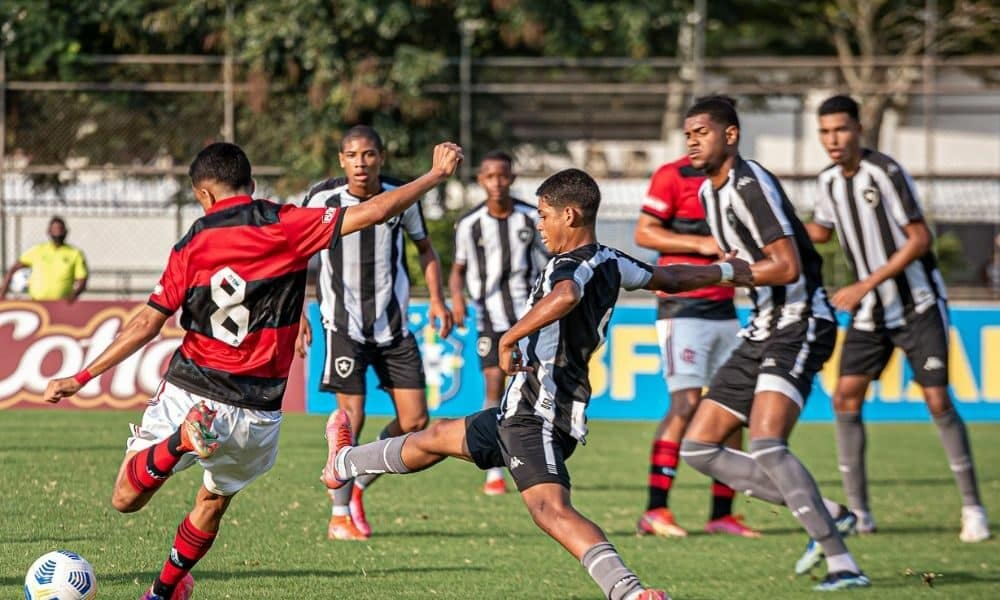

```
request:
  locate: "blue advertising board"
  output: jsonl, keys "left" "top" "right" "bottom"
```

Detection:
{"left": 303, "top": 302, "right": 1000, "bottom": 422}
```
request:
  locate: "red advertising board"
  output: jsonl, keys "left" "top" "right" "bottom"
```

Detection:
{"left": 0, "top": 300, "right": 305, "bottom": 411}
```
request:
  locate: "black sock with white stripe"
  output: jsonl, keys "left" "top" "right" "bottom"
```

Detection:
{"left": 581, "top": 542, "right": 645, "bottom": 600}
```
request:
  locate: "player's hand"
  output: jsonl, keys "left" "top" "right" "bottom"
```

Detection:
{"left": 451, "top": 298, "right": 467, "bottom": 330}
{"left": 498, "top": 336, "right": 532, "bottom": 376}
{"left": 698, "top": 236, "right": 724, "bottom": 258}
{"left": 44, "top": 377, "right": 81, "bottom": 404}
{"left": 831, "top": 281, "right": 869, "bottom": 312}
{"left": 295, "top": 315, "right": 312, "bottom": 358}
{"left": 430, "top": 142, "right": 464, "bottom": 179}
{"left": 429, "top": 300, "right": 454, "bottom": 338}
{"left": 719, "top": 251, "right": 754, "bottom": 287}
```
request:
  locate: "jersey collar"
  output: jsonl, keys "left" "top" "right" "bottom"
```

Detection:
{"left": 208, "top": 195, "right": 254, "bottom": 214}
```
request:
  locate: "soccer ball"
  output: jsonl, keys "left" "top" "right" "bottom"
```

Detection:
{"left": 24, "top": 550, "right": 97, "bottom": 600}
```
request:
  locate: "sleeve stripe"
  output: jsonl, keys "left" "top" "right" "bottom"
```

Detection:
{"left": 147, "top": 300, "right": 173, "bottom": 315}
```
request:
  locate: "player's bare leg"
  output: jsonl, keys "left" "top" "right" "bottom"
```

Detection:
{"left": 481, "top": 366, "right": 508, "bottom": 495}
{"left": 638, "top": 387, "right": 698, "bottom": 537}
{"left": 523, "top": 483, "right": 667, "bottom": 600}
{"left": 325, "top": 393, "right": 369, "bottom": 540}
{"left": 112, "top": 401, "right": 219, "bottom": 513}
{"left": 140, "top": 486, "right": 231, "bottom": 600}
{"left": 832, "top": 374, "right": 876, "bottom": 532}
{"left": 923, "top": 385, "right": 989, "bottom": 542}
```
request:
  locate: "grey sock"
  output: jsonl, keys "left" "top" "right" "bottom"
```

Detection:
{"left": 750, "top": 438, "right": 848, "bottom": 559}
{"left": 580, "top": 542, "right": 644, "bottom": 600}
{"left": 835, "top": 412, "right": 869, "bottom": 512}
{"left": 339, "top": 433, "right": 413, "bottom": 478}
{"left": 680, "top": 439, "right": 786, "bottom": 505}
{"left": 354, "top": 426, "right": 393, "bottom": 489}
{"left": 332, "top": 480, "right": 354, "bottom": 508}
{"left": 933, "top": 408, "right": 982, "bottom": 506}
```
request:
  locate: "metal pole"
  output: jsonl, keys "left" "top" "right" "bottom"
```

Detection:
{"left": 0, "top": 48, "right": 7, "bottom": 272}
{"left": 923, "top": 0, "right": 936, "bottom": 179}
{"left": 223, "top": 2, "right": 235, "bottom": 143}
{"left": 459, "top": 20, "right": 476, "bottom": 193}
{"left": 692, "top": 0, "right": 706, "bottom": 97}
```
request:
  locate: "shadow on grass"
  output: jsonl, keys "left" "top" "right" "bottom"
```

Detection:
{"left": 1, "top": 534, "right": 104, "bottom": 544}
{"left": 2, "top": 565, "right": 490, "bottom": 588}
{"left": 875, "top": 570, "right": 1000, "bottom": 588}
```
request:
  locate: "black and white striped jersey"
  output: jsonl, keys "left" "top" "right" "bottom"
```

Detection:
{"left": 700, "top": 156, "right": 834, "bottom": 341}
{"left": 454, "top": 200, "right": 547, "bottom": 332}
{"left": 302, "top": 176, "right": 426, "bottom": 345}
{"left": 501, "top": 244, "right": 653, "bottom": 443}
{"left": 815, "top": 149, "right": 946, "bottom": 330}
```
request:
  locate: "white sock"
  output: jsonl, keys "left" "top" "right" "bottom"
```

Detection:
{"left": 332, "top": 504, "right": 350, "bottom": 517}
{"left": 822, "top": 498, "right": 843, "bottom": 518}
{"left": 486, "top": 467, "right": 504, "bottom": 482}
{"left": 826, "top": 553, "right": 860, "bottom": 574}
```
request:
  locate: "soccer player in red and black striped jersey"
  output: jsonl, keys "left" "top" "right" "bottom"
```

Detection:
{"left": 635, "top": 155, "right": 759, "bottom": 539}
{"left": 43, "top": 140, "right": 464, "bottom": 600}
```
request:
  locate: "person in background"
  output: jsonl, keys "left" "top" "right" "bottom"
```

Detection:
{"left": 0, "top": 216, "right": 88, "bottom": 302}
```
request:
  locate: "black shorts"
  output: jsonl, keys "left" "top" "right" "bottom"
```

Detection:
{"left": 839, "top": 304, "right": 949, "bottom": 387}
{"left": 320, "top": 330, "right": 425, "bottom": 395}
{"left": 475, "top": 330, "right": 507, "bottom": 370}
{"left": 465, "top": 409, "right": 578, "bottom": 492}
{"left": 705, "top": 317, "right": 836, "bottom": 422}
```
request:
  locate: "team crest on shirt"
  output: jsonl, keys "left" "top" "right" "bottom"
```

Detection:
{"left": 518, "top": 228, "right": 533, "bottom": 243}
{"left": 477, "top": 336, "right": 492, "bottom": 357}
{"left": 862, "top": 187, "right": 880, "bottom": 208}
{"left": 334, "top": 356, "right": 355, "bottom": 378}
{"left": 384, "top": 215, "right": 401, "bottom": 228}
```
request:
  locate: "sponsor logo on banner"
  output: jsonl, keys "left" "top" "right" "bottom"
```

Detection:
{"left": 0, "top": 301, "right": 184, "bottom": 409}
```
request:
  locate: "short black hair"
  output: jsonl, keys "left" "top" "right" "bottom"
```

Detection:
{"left": 189, "top": 142, "right": 253, "bottom": 191}
{"left": 685, "top": 94, "right": 740, "bottom": 129}
{"left": 480, "top": 149, "right": 513, "bottom": 168}
{"left": 818, "top": 94, "right": 860, "bottom": 122}
{"left": 340, "top": 125, "right": 384, "bottom": 153}
{"left": 535, "top": 168, "right": 601, "bottom": 225}
{"left": 49, "top": 216, "right": 66, "bottom": 228}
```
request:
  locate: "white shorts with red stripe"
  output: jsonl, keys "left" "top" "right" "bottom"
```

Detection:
{"left": 125, "top": 380, "right": 282, "bottom": 496}
{"left": 655, "top": 317, "right": 740, "bottom": 393}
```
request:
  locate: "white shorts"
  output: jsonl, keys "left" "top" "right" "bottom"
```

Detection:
{"left": 126, "top": 381, "right": 283, "bottom": 496}
{"left": 656, "top": 317, "right": 741, "bottom": 392}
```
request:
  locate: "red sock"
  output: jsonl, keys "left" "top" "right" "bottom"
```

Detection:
{"left": 153, "top": 515, "right": 217, "bottom": 596}
{"left": 647, "top": 440, "right": 680, "bottom": 511}
{"left": 710, "top": 480, "right": 736, "bottom": 520}
{"left": 126, "top": 429, "right": 185, "bottom": 494}
{"left": 125, "top": 429, "right": 184, "bottom": 493}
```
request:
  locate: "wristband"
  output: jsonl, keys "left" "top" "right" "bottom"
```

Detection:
{"left": 718, "top": 262, "right": 734, "bottom": 283}
{"left": 73, "top": 369, "right": 94, "bottom": 386}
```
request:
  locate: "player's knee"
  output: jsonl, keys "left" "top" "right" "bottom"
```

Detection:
{"left": 110, "top": 489, "right": 142, "bottom": 513}
{"left": 679, "top": 439, "right": 720, "bottom": 476}
{"left": 525, "top": 496, "right": 572, "bottom": 531}
{"left": 748, "top": 438, "right": 788, "bottom": 470}
{"left": 924, "top": 387, "right": 953, "bottom": 415}
{"left": 399, "top": 411, "right": 429, "bottom": 432}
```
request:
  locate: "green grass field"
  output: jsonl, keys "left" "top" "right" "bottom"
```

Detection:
{"left": 2, "top": 411, "right": 997, "bottom": 599}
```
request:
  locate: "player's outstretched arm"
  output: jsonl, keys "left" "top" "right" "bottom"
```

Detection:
{"left": 805, "top": 222, "right": 833, "bottom": 244}
{"left": 340, "top": 142, "right": 463, "bottom": 236}
{"left": 43, "top": 305, "right": 169, "bottom": 403}
{"left": 497, "top": 279, "right": 581, "bottom": 375}
{"left": 645, "top": 253, "right": 753, "bottom": 294}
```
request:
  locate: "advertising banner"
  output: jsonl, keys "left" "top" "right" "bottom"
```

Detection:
{"left": 0, "top": 301, "right": 305, "bottom": 411}
{"left": 303, "top": 302, "right": 1000, "bottom": 422}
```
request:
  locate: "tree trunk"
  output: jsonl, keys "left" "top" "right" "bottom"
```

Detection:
{"left": 859, "top": 93, "right": 890, "bottom": 149}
